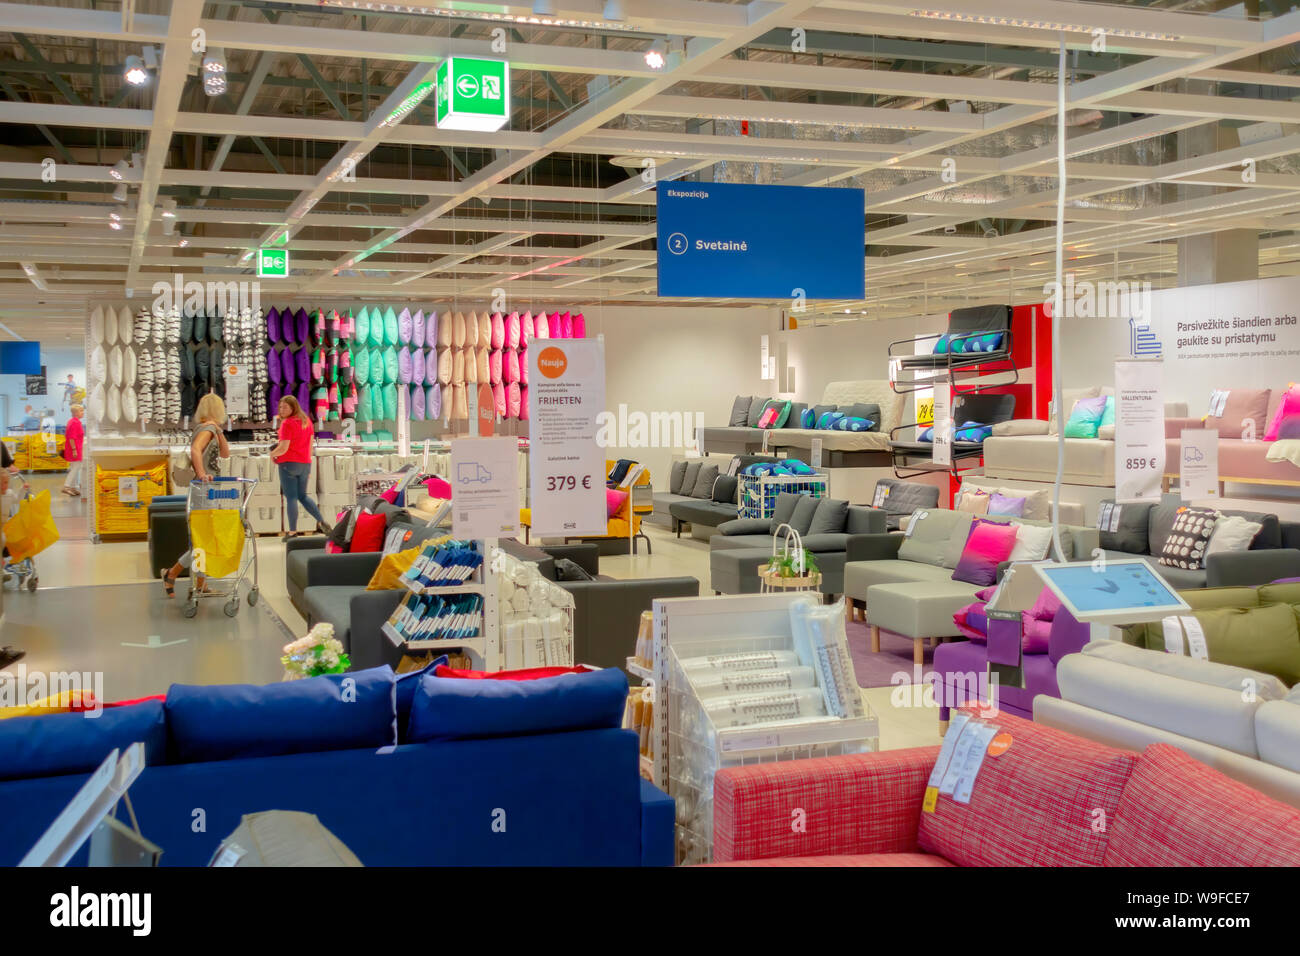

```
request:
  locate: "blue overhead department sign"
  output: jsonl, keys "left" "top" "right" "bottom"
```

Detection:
{"left": 656, "top": 181, "right": 865, "bottom": 299}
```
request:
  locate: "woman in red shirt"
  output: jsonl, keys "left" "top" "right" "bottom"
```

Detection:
{"left": 61, "top": 403, "right": 85, "bottom": 496}
{"left": 270, "top": 396, "right": 330, "bottom": 539}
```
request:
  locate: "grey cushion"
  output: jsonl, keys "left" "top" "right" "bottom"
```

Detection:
{"left": 845, "top": 559, "right": 957, "bottom": 599}
{"left": 789, "top": 495, "right": 821, "bottom": 536}
{"left": 784, "top": 402, "right": 808, "bottom": 429}
{"left": 1099, "top": 500, "right": 1153, "bottom": 554}
{"left": 839, "top": 402, "right": 881, "bottom": 428}
{"left": 879, "top": 479, "right": 941, "bottom": 516}
{"left": 691, "top": 462, "right": 720, "bottom": 498}
{"left": 712, "top": 473, "right": 738, "bottom": 503}
{"left": 1148, "top": 495, "right": 1183, "bottom": 556}
{"left": 812, "top": 404, "right": 835, "bottom": 423}
{"left": 668, "top": 459, "right": 688, "bottom": 495}
{"left": 846, "top": 506, "right": 884, "bottom": 535}
{"left": 809, "top": 497, "right": 849, "bottom": 535}
{"left": 669, "top": 499, "right": 736, "bottom": 527}
{"left": 1220, "top": 508, "right": 1280, "bottom": 550}
{"left": 800, "top": 533, "right": 850, "bottom": 552}
{"left": 302, "top": 585, "right": 360, "bottom": 646}
{"left": 729, "top": 395, "right": 752, "bottom": 427}
{"left": 680, "top": 460, "right": 702, "bottom": 497}
{"left": 747, "top": 396, "right": 769, "bottom": 427}
{"left": 897, "top": 508, "right": 972, "bottom": 568}
{"left": 769, "top": 492, "right": 802, "bottom": 534}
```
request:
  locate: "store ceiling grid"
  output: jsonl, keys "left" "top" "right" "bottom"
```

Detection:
{"left": 0, "top": 0, "right": 1298, "bottom": 338}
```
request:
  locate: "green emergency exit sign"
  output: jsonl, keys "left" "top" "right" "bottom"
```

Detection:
{"left": 257, "top": 248, "right": 289, "bottom": 278}
{"left": 436, "top": 57, "right": 509, "bottom": 132}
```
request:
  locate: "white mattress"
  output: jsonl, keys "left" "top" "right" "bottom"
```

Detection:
{"left": 982, "top": 434, "right": 1114, "bottom": 485}
{"left": 769, "top": 428, "right": 893, "bottom": 453}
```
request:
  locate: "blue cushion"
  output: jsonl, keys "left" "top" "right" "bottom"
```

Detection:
{"left": 784, "top": 459, "right": 815, "bottom": 475}
{"left": 165, "top": 666, "right": 397, "bottom": 763}
{"left": 961, "top": 331, "right": 1004, "bottom": 353}
{"left": 918, "top": 426, "right": 934, "bottom": 442}
{"left": 831, "top": 416, "right": 875, "bottom": 432}
{"left": 932, "top": 334, "right": 953, "bottom": 354}
{"left": 816, "top": 411, "right": 846, "bottom": 430}
{"left": 799, "top": 408, "right": 815, "bottom": 428}
{"left": 954, "top": 421, "right": 992, "bottom": 442}
{"left": 0, "top": 700, "right": 167, "bottom": 781}
{"left": 395, "top": 656, "right": 448, "bottom": 741}
{"left": 407, "top": 668, "right": 628, "bottom": 742}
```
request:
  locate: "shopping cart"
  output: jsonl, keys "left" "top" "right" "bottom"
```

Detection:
{"left": 1, "top": 472, "right": 43, "bottom": 592}
{"left": 183, "top": 477, "right": 259, "bottom": 618}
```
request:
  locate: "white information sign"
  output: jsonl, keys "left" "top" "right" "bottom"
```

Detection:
{"left": 1114, "top": 359, "right": 1165, "bottom": 504}
{"left": 527, "top": 339, "right": 607, "bottom": 537}
{"left": 397, "top": 386, "right": 409, "bottom": 458}
{"left": 118, "top": 475, "right": 138, "bottom": 503}
{"left": 1180, "top": 428, "right": 1220, "bottom": 501}
{"left": 449, "top": 436, "right": 519, "bottom": 540}
{"left": 225, "top": 364, "right": 249, "bottom": 418}
{"left": 931, "top": 382, "right": 952, "bottom": 468}
{"left": 811, "top": 437, "right": 822, "bottom": 469}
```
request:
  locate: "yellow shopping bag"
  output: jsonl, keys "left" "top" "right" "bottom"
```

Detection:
{"left": 188, "top": 509, "right": 246, "bottom": 578}
{"left": 3, "top": 489, "right": 60, "bottom": 562}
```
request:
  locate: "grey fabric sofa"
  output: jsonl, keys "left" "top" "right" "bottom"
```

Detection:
{"left": 1094, "top": 494, "right": 1300, "bottom": 589}
{"left": 708, "top": 491, "right": 888, "bottom": 596}
{"left": 870, "top": 478, "right": 942, "bottom": 532}
{"left": 663, "top": 467, "right": 748, "bottom": 540}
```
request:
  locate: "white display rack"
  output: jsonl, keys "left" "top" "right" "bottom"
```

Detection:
{"left": 737, "top": 471, "right": 829, "bottom": 520}
{"left": 651, "top": 592, "right": 878, "bottom": 866}
{"left": 381, "top": 538, "right": 500, "bottom": 669}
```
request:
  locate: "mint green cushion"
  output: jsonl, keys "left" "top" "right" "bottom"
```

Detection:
{"left": 353, "top": 307, "right": 370, "bottom": 347}
{"left": 357, "top": 383, "right": 373, "bottom": 422}
{"left": 368, "top": 305, "right": 383, "bottom": 347}
{"left": 383, "top": 306, "right": 399, "bottom": 347}
{"left": 1099, "top": 395, "right": 1115, "bottom": 428}
{"left": 353, "top": 346, "right": 370, "bottom": 386}
{"left": 383, "top": 383, "right": 398, "bottom": 421}
{"left": 382, "top": 347, "right": 399, "bottom": 386}
{"left": 1063, "top": 396, "right": 1107, "bottom": 439}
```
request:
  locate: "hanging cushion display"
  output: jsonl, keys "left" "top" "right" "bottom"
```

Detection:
{"left": 194, "top": 311, "right": 208, "bottom": 345}
{"left": 408, "top": 384, "right": 423, "bottom": 421}
{"left": 117, "top": 305, "right": 133, "bottom": 345}
{"left": 195, "top": 345, "right": 213, "bottom": 386}
{"left": 519, "top": 386, "right": 528, "bottom": 421}
{"left": 366, "top": 306, "right": 382, "bottom": 347}
{"left": 211, "top": 345, "right": 224, "bottom": 392}
{"left": 294, "top": 382, "right": 308, "bottom": 415}
{"left": 356, "top": 385, "right": 372, "bottom": 422}
{"left": 209, "top": 312, "right": 223, "bottom": 345}
{"left": 382, "top": 347, "right": 399, "bottom": 386}
{"left": 506, "top": 381, "right": 522, "bottom": 419}
{"left": 464, "top": 346, "right": 478, "bottom": 384}
{"left": 507, "top": 312, "right": 522, "bottom": 349}
{"left": 265, "top": 306, "right": 281, "bottom": 344}
{"left": 425, "top": 310, "right": 439, "bottom": 349}
{"left": 107, "top": 346, "right": 123, "bottom": 387}
{"left": 382, "top": 306, "right": 399, "bottom": 346}
{"left": 490, "top": 349, "right": 503, "bottom": 385}
{"left": 531, "top": 311, "right": 547, "bottom": 341}
{"left": 90, "top": 306, "right": 105, "bottom": 344}
{"left": 520, "top": 346, "right": 528, "bottom": 386}
{"left": 87, "top": 383, "right": 105, "bottom": 423}
{"left": 437, "top": 347, "right": 452, "bottom": 385}
{"left": 503, "top": 348, "right": 520, "bottom": 385}
{"left": 353, "top": 346, "right": 370, "bottom": 386}
{"left": 492, "top": 381, "right": 506, "bottom": 418}
{"left": 279, "top": 347, "right": 296, "bottom": 384}
{"left": 343, "top": 381, "right": 358, "bottom": 417}
{"left": 560, "top": 312, "right": 573, "bottom": 339}
{"left": 311, "top": 347, "right": 325, "bottom": 384}
{"left": 426, "top": 383, "right": 442, "bottom": 420}
{"left": 104, "top": 307, "right": 120, "bottom": 347}
{"left": 106, "top": 385, "right": 121, "bottom": 424}
{"left": 354, "top": 307, "right": 370, "bottom": 346}
{"left": 447, "top": 311, "right": 462, "bottom": 348}
{"left": 572, "top": 313, "right": 586, "bottom": 338}
{"left": 468, "top": 311, "right": 482, "bottom": 349}
{"left": 545, "top": 312, "right": 560, "bottom": 338}
{"left": 452, "top": 383, "right": 469, "bottom": 420}
{"left": 478, "top": 312, "right": 491, "bottom": 348}
{"left": 410, "top": 347, "right": 425, "bottom": 386}
{"left": 295, "top": 347, "right": 310, "bottom": 384}
{"left": 436, "top": 308, "right": 452, "bottom": 347}
{"left": 476, "top": 346, "right": 490, "bottom": 384}
{"left": 90, "top": 345, "right": 107, "bottom": 384}
{"left": 412, "top": 310, "right": 425, "bottom": 347}
{"left": 397, "top": 347, "right": 413, "bottom": 385}
{"left": 397, "top": 308, "right": 412, "bottom": 345}
{"left": 122, "top": 346, "right": 137, "bottom": 388}
{"left": 424, "top": 349, "right": 437, "bottom": 386}
{"left": 381, "top": 383, "right": 397, "bottom": 421}
{"left": 491, "top": 312, "right": 505, "bottom": 349}
{"left": 451, "top": 348, "right": 466, "bottom": 385}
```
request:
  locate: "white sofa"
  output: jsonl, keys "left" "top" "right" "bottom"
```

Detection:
{"left": 1036, "top": 640, "right": 1300, "bottom": 808}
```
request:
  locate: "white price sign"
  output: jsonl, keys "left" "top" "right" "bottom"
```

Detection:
{"left": 1114, "top": 360, "right": 1165, "bottom": 504}
{"left": 931, "top": 382, "right": 952, "bottom": 468}
{"left": 1180, "top": 428, "right": 1219, "bottom": 501}
{"left": 118, "top": 475, "right": 138, "bottom": 503}
{"left": 225, "top": 364, "right": 249, "bottom": 418}
{"left": 528, "top": 339, "right": 607, "bottom": 537}
{"left": 810, "top": 437, "right": 822, "bottom": 469}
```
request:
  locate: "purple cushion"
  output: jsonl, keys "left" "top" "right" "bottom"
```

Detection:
{"left": 987, "top": 493, "right": 1026, "bottom": 517}
{"left": 425, "top": 311, "right": 438, "bottom": 349}
{"left": 294, "top": 308, "right": 309, "bottom": 345}
{"left": 410, "top": 347, "right": 425, "bottom": 386}
{"left": 411, "top": 384, "right": 425, "bottom": 421}
{"left": 398, "top": 308, "right": 413, "bottom": 346}
{"left": 412, "top": 310, "right": 425, "bottom": 348}
{"left": 296, "top": 347, "right": 310, "bottom": 383}
{"left": 426, "top": 383, "right": 441, "bottom": 419}
{"left": 267, "top": 347, "right": 282, "bottom": 384}
{"left": 280, "top": 348, "right": 297, "bottom": 384}
{"left": 269, "top": 382, "right": 283, "bottom": 412}
{"left": 297, "top": 382, "right": 309, "bottom": 412}
{"left": 951, "top": 518, "right": 1019, "bottom": 587}
{"left": 265, "top": 306, "right": 281, "bottom": 344}
{"left": 398, "top": 347, "right": 412, "bottom": 384}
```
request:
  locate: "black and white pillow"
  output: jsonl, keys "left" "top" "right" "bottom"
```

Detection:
{"left": 1158, "top": 506, "right": 1218, "bottom": 570}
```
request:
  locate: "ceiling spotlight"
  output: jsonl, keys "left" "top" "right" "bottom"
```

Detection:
{"left": 112, "top": 182, "right": 128, "bottom": 202}
{"left": 124, "top": 54, "right": 148, "bottom": 86}
{"left": 109, "top": 211, "right": 121, "bottom": 222}
{"left": 644, "top": 41, "right": 666, "bottom": 70}
{"left": 110, "top": 159, "right": 129, "bottom": 181}
{"left": 160, "top": 197, "right": 177, "bottom": 218}
{"left": 177, "top": 237, "right": 189, "bottom": 248}
{"left": 532, "top": 0, "right": 556, "bottom": 14}
{"left": 202, "top": 48, "right": 227, "bottom": 96}
{"left": 603, "top": 0, "right": 625, "bottom": 20}
{"left": 162, "top": 217, "right": 175, "bottom": 237}
{"left": 109, "top": 219, "right": 123, "bottom": 231}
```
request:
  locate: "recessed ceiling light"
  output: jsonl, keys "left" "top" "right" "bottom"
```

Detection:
{"left": 124, "top": 54, "right": 148, "bottom": 86}
{"left": 644, "top": 41, "right": 666, "bottom": 70}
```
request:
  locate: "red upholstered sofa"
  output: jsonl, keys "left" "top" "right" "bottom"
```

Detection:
{"left": 711, "top": 709, "right": 1300, "bottom": 866}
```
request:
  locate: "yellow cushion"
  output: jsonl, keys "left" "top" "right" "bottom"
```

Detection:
{"left": 519, "top": 508, "right": 532, "bottom": 527}
{"left": 366, "top": 539, "right": 447, "bottom": 590}
{"left": 0, "top": 691, "right": 92, "bottom": 719}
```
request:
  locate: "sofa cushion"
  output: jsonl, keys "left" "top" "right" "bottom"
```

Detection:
{"left": 768, "top": 492, "right": 802, "bottom": 535}
{"left": 1255, "top": 700, "right": 1300, "bottom": 773}
{"left": 789, "top": 495, "right": 821, "bottom": 536}
{"left": 691, "top": 463, "right": 720, "bottom": 498}
{"left": 1207, "top": 388, "right": 1271, "bottom": 439}
{"left": 406, "top": 668, "right": 627, "bottom": 742}
{"left": 846, "top": 506, "right": 884, "bottom": 535}
{"left": 746, "top": 396, "right": 769, "bottom": 428}
{"left": 680, "top": 460, "right": 702, "bottom": 497}
{"left": 0, "top": 700, "right": 167, "bottom": 781}
{"left": 808, "top": 497, "right": 849, "bottom": 535}
{"left": 866, "top": 580, "right": 980, "bottom": 638}
{"left": 918, "top": 710, "right": 1138, "bottom": 866}
{"left": 951, "top": 518, "right": 1019, "bottom": 587}
{"left": 165, "top": 667, "right": 398, "bottom": 763}
{"left": 845, "top": 559, "right": 956, "bottom": 597}
{"left": 712, "top": 473, "right": 738, "bottom": 504}
{"left": 1142, "top": 603, "right": 1300, "bottom": 686}
{"left": 783, "top": 402, "right": 808, "bottom": 429}
{"left": 1147, "top": 495, "right": 1182, "bottom": 555}
{"left": 898, "top": 508, "right": 972, "bottom": 569}
{"left": 728, "top": 395, "right": 752, "bottom": 426}
{"left": 1157, "top": 506, "right": 1217, "bottom": 571}
{"left": 1099, "top": 500, "right": 1152, "bottom": 555}
{"left": 1220, "top": 507, "right": 1280, "bottom": 550}
{"left": 798, "top": 533, "right": 851, "bottom": 553}
{"left": 1104, "top": 743, "right": 1300, "bottom": 866}
{"left": 668, "top": 459, "right": 688, "bottom": 495}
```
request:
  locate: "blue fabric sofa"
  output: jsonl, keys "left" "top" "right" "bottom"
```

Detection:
{"left": 0, "top": 668, "right": 673, "bottom": 867}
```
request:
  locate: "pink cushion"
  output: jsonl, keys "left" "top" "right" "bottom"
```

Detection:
{"left": 520, "top": 310, "right": 531, "bottom": 346}
{"left": 506, "top": 312, "right": 521, "bottom": 349}
{"left": 561, "top": 311, "right": 574, "bottom": 338}
{"left": 519, "top": 385, "right": 528, "bottom": 420}
{"left": 756, "top": 406, "right": 779, "bottom": 428}
{"left": 951, "top": 518, "right": 1019, "bottom": 587}
{"left": 547, "top": 312, "right": 561, "bottom": 338}
{"left": 491, "top": 312, "right": 505, "bottom": 349}
{"left": 1264, "top": 383, "right": 1300, "bottom": 441}
{"left": 918, "top": 708, "right": 1138, "bottom": 867}
{"left": 531, "top": 310, "right": 547, "bottom": 340}
{"left": 572, "top": 313, "right": 586, "bottom": 338}
{"left": 426, "top": 476, "right": 453, "bottom": 499}
{"left": 504, "top": 348, "right": 520, "bottom": 385}
{"left": 507, "top": 381, "right": 521, "bottom": 419}
{"left": 489, "top": 349, "right": 503, "bottom": 385}
{"left": 493, "top": 381, "right": 506, "bottom": 417}
{"left": 606, "top": 488, "right": 628, "bottom": 518}
{"left": 1104, "top": 743, "right": 1300, "bottom": 865}
{"left": 520, "top": 345, "right": 528, "bottom": 386}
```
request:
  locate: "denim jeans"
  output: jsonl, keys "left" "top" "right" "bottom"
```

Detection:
{"left": 278, "top": 461, "right": 324, "bottom": 530}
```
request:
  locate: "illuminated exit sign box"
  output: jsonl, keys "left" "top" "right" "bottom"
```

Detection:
{"left": 436, "top": 57, "right": 509, "bottom": 132}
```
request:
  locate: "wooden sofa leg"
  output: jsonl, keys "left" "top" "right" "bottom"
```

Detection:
{"left": 914, "top": 639, "right": 924, "bottom": 666}
{"left": 869, "top": 625, "right": 880, "bottom": 653}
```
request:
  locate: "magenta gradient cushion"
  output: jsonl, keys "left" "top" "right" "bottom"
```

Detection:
{"left": 1264, "top": 383, "right": 1300, "bottom": 441}
{"left": 951, "top": 518, "right": 1019, "bottom": 587}
{"left": 605, "top": 488, "right": 628, "bottom": 518}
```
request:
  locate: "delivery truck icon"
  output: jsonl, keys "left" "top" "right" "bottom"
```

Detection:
{"left": 457, "top": 462, "right": 492, "bottom": 484}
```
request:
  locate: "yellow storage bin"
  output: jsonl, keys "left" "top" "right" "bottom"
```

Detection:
{"left": 94, "top": 460, "right": 168, "bottom": 535}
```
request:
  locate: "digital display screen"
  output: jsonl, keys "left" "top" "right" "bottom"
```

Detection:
{"left": 1038, "top": 561, "right": 1183, "bottom": 614}
{"left": 0, "top": 342, "right": 40, "bottom": 375}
